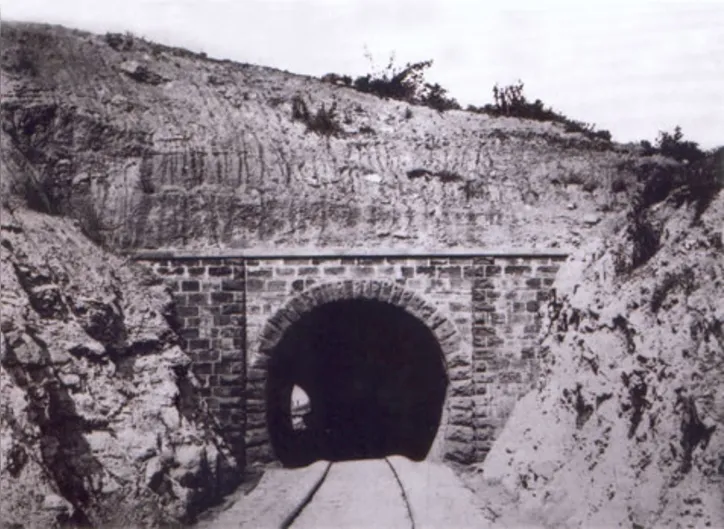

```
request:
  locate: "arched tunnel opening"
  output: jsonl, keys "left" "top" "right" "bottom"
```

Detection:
{"left": 266, "top": 298, "right": 449, "bottom": 468}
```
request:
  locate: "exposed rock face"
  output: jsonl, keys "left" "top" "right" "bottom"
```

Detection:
{"left": 468, "top": 181, "right": 724, "bottom": 527}
{"left": 0, "top": 22, "right": 673, "bottom": 253}
{"left": 0, "top": 208, "right": 239, "bottom": 528}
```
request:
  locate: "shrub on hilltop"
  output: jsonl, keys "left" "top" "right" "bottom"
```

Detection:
{"left": 653, "top": 125, "right": 706, "bottom": 164}
{"left": 468, "top": 81, "right": 612, "bottom": 142}
{"left": 323, "top": 53, "right": 460, "bottom": 113}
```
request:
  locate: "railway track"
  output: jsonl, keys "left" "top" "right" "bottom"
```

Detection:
{"left": 201, "top": 455, "right": 488, "bottom": 529}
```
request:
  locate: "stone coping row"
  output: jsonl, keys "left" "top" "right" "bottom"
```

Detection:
{"left": 131, "top": 248, "right": 570, "bottom": 260}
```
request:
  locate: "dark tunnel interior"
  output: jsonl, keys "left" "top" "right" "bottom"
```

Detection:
{"left": 266, "top": 299, "right": 448, "bottom": 468}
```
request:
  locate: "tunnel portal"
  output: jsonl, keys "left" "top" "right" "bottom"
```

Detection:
{"left": 266, "top": 299, "right": 448, "bottom": 468}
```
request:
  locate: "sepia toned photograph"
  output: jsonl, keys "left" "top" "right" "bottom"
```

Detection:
{"left": 0, "top": 1, "right": 722, "bottom": 527}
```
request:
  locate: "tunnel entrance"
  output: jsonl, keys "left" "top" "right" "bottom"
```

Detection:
{"left": 266, "top": 298, "right": 448, "bottom": 468}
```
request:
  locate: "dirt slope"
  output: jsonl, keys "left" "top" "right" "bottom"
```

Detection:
{"left": 1, "top": 21, "right": 673, "bottom": 253}
{"left": 466, "top": 163, "right": 724, "bottom": 528}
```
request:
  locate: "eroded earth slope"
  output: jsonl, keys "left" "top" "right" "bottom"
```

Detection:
{"left": 0, "top": 208, "right": 239, "bottom": 528}
{"left": 467, "top": 167, "right": 724, "bottom": 528}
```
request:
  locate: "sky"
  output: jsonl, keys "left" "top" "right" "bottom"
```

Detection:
{"left": 2, "top": 0, "right": 723, "bottom": 148}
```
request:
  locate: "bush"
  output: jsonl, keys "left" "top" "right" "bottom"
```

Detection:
{"left": 352, "top": 57, "right": 432, "bottom": 103}
{"left": 655, "top": 126, "right": 705, "bottom": 164}
{"left": 291, "top": 95, "right": 343, "bottom": 137}
{"left": 470, "top": 81, "right": 612, "bottom": 143}
{"left": 104, "top": 32, "right": 134, "bottom": 51}
{"left": 420, "top": 82, "right": 460, "bottom": 112}
{"left": 640, "top": 140, "right": 657, "bottom": 156}
{"left": 321, "top": 73, "right": 352, "bottom": 87}
{"left": 350, "top": 55, "right": 459, "bottom": 112}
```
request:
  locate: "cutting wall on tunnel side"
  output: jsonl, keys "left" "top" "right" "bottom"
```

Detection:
{"left": 139, "top": 252, "right": 565, "bottom": 469}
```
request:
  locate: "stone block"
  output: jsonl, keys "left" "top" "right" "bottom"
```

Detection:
{"left": 185, "top": 317, "right": 201, "bottom": 328}
{"left": 215, "top": 361, "right": 244, "bottom": 377}
{"left": 181, "top": 280, "right": 200, "bottom": 292}
{"left": 537, "top": 265, "right": 561, "bottom": 275}
{"left": 451, "top": 379, "right": 474, "bottom": 397}
{"left": 266, "top": 280, "right": 287, "bottom": 292}
{"left": 505, "top": 265, "right": 532, "bottom": 276}
{"left": 180, "top": 328, "right": 200, "bottom": 339}
{"left": 222, "top": 279, "right": 245, "bottom": 291}
{"left": 246, "top": 444, "right": 274, "bottom": 464}
{"left": 245, "top": 383, "right": 265, "bottom": 401}
{"left": 211, "top": 292, "right": 234, "bottom": 303}
{"left": 416, "top": 266, "right": 435, "bottom": 276}
{"left": 485, "top": 265, "right": 501, "bottom": 277}
{"left": 526, "top": 278, "right": 541, "bottom": 288}
{"left": 221, "top": 303, "right": 244, "bottom": 315}
{"left": 473, "top": 371, "right": 495, "bottom": 385}
{"left": 520, "top": 347, "right": 536, "bottom": 359}
{"left": 298, "top": 267, "right": 319, "bottom": 276}
{"left": 193, "top": 362, "right": 213, "bottom": 375}
{"left": 378, "top": 281, "right": 395, "bottom": 302}
{"left": 246, "top": 413, "right": 266, "bottom": 430}
{"left": 444, "top": 440, "right": 475, "bottom": 464}
{"left": 188, "top": 339, "right": 211, "bottom": 350}
{"left": 353, "top": 266, "right": 375, "bottom": 277}
{"left": 188, "top": 266, "right": 206, "bottom": 277}
{"left": 218, "top": 374, "right": 243, "bottom": 386}
{"left": 400, "top": 266, "right": 415, "bottom": 278}
{"left": 247, "top": 269, "right": 272, "bottom": 278}
{"left": 246, "top": 428, "right": 269, "bottom": 447}
{"left": 438, "top": 266, "right": 461, "bottom": 278}
{"left": 447, "top": 426, "right": 475, "bottom": 444}
{"left": 247, "top": 400, "right": 266, "bottom": 413}
{"left": 246, "top": 278, "right": 265, "bottom": 292}
{"left": 176, "top": 305, "right": 199, "bottom": 317}
{"left": 474, "top": 301, "right": 496, "bottom": 313}
{"left": 499, "top": 371, "right": 523, "bottom": 384}
{"left": 208, "top": 266, "right": 233, "bottom": 277}
{"left": 448, "top": 366, "right": 470, "bottom": 381}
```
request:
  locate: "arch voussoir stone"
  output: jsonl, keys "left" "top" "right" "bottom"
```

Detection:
{"left": 388, "top": 284, "right": 405, "bottom": 306}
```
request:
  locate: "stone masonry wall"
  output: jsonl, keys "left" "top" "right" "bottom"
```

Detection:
{"left": 470, "top": 255, "right": 566, "bottom": 460}
{"left": 242, "top": 256, "right": 476, "bottom": 465}
{"left": 139, "top": 253, "right": 564, "bottom": 469}
{"left": 143, "top": 258, "right": 247, "bottom": 464}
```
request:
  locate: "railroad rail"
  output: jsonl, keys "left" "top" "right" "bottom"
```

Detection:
{"left": 200, "top": 456, "right": 487, "bottom": 529}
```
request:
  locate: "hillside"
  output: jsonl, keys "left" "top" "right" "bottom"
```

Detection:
{"left": 465, "top": 156, "right": 724, "bottom": 527}
{"left": 0, "top": 207, "right": 240, "bottom": 528}
{"left": 1, "top": 21, "right": 674, "bottom": 254}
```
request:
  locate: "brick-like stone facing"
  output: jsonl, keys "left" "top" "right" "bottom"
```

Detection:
{"left": 244, "top": 256, "right": 478, "bottom": 466}
{"left": 143, "top": 258, "right": 247, "bottom": 464}
{"left": 471, "top": 256, "right": 559, "bottom": 460}
{"left": 141, "top": 253, "right": 562, "bottom": 470}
